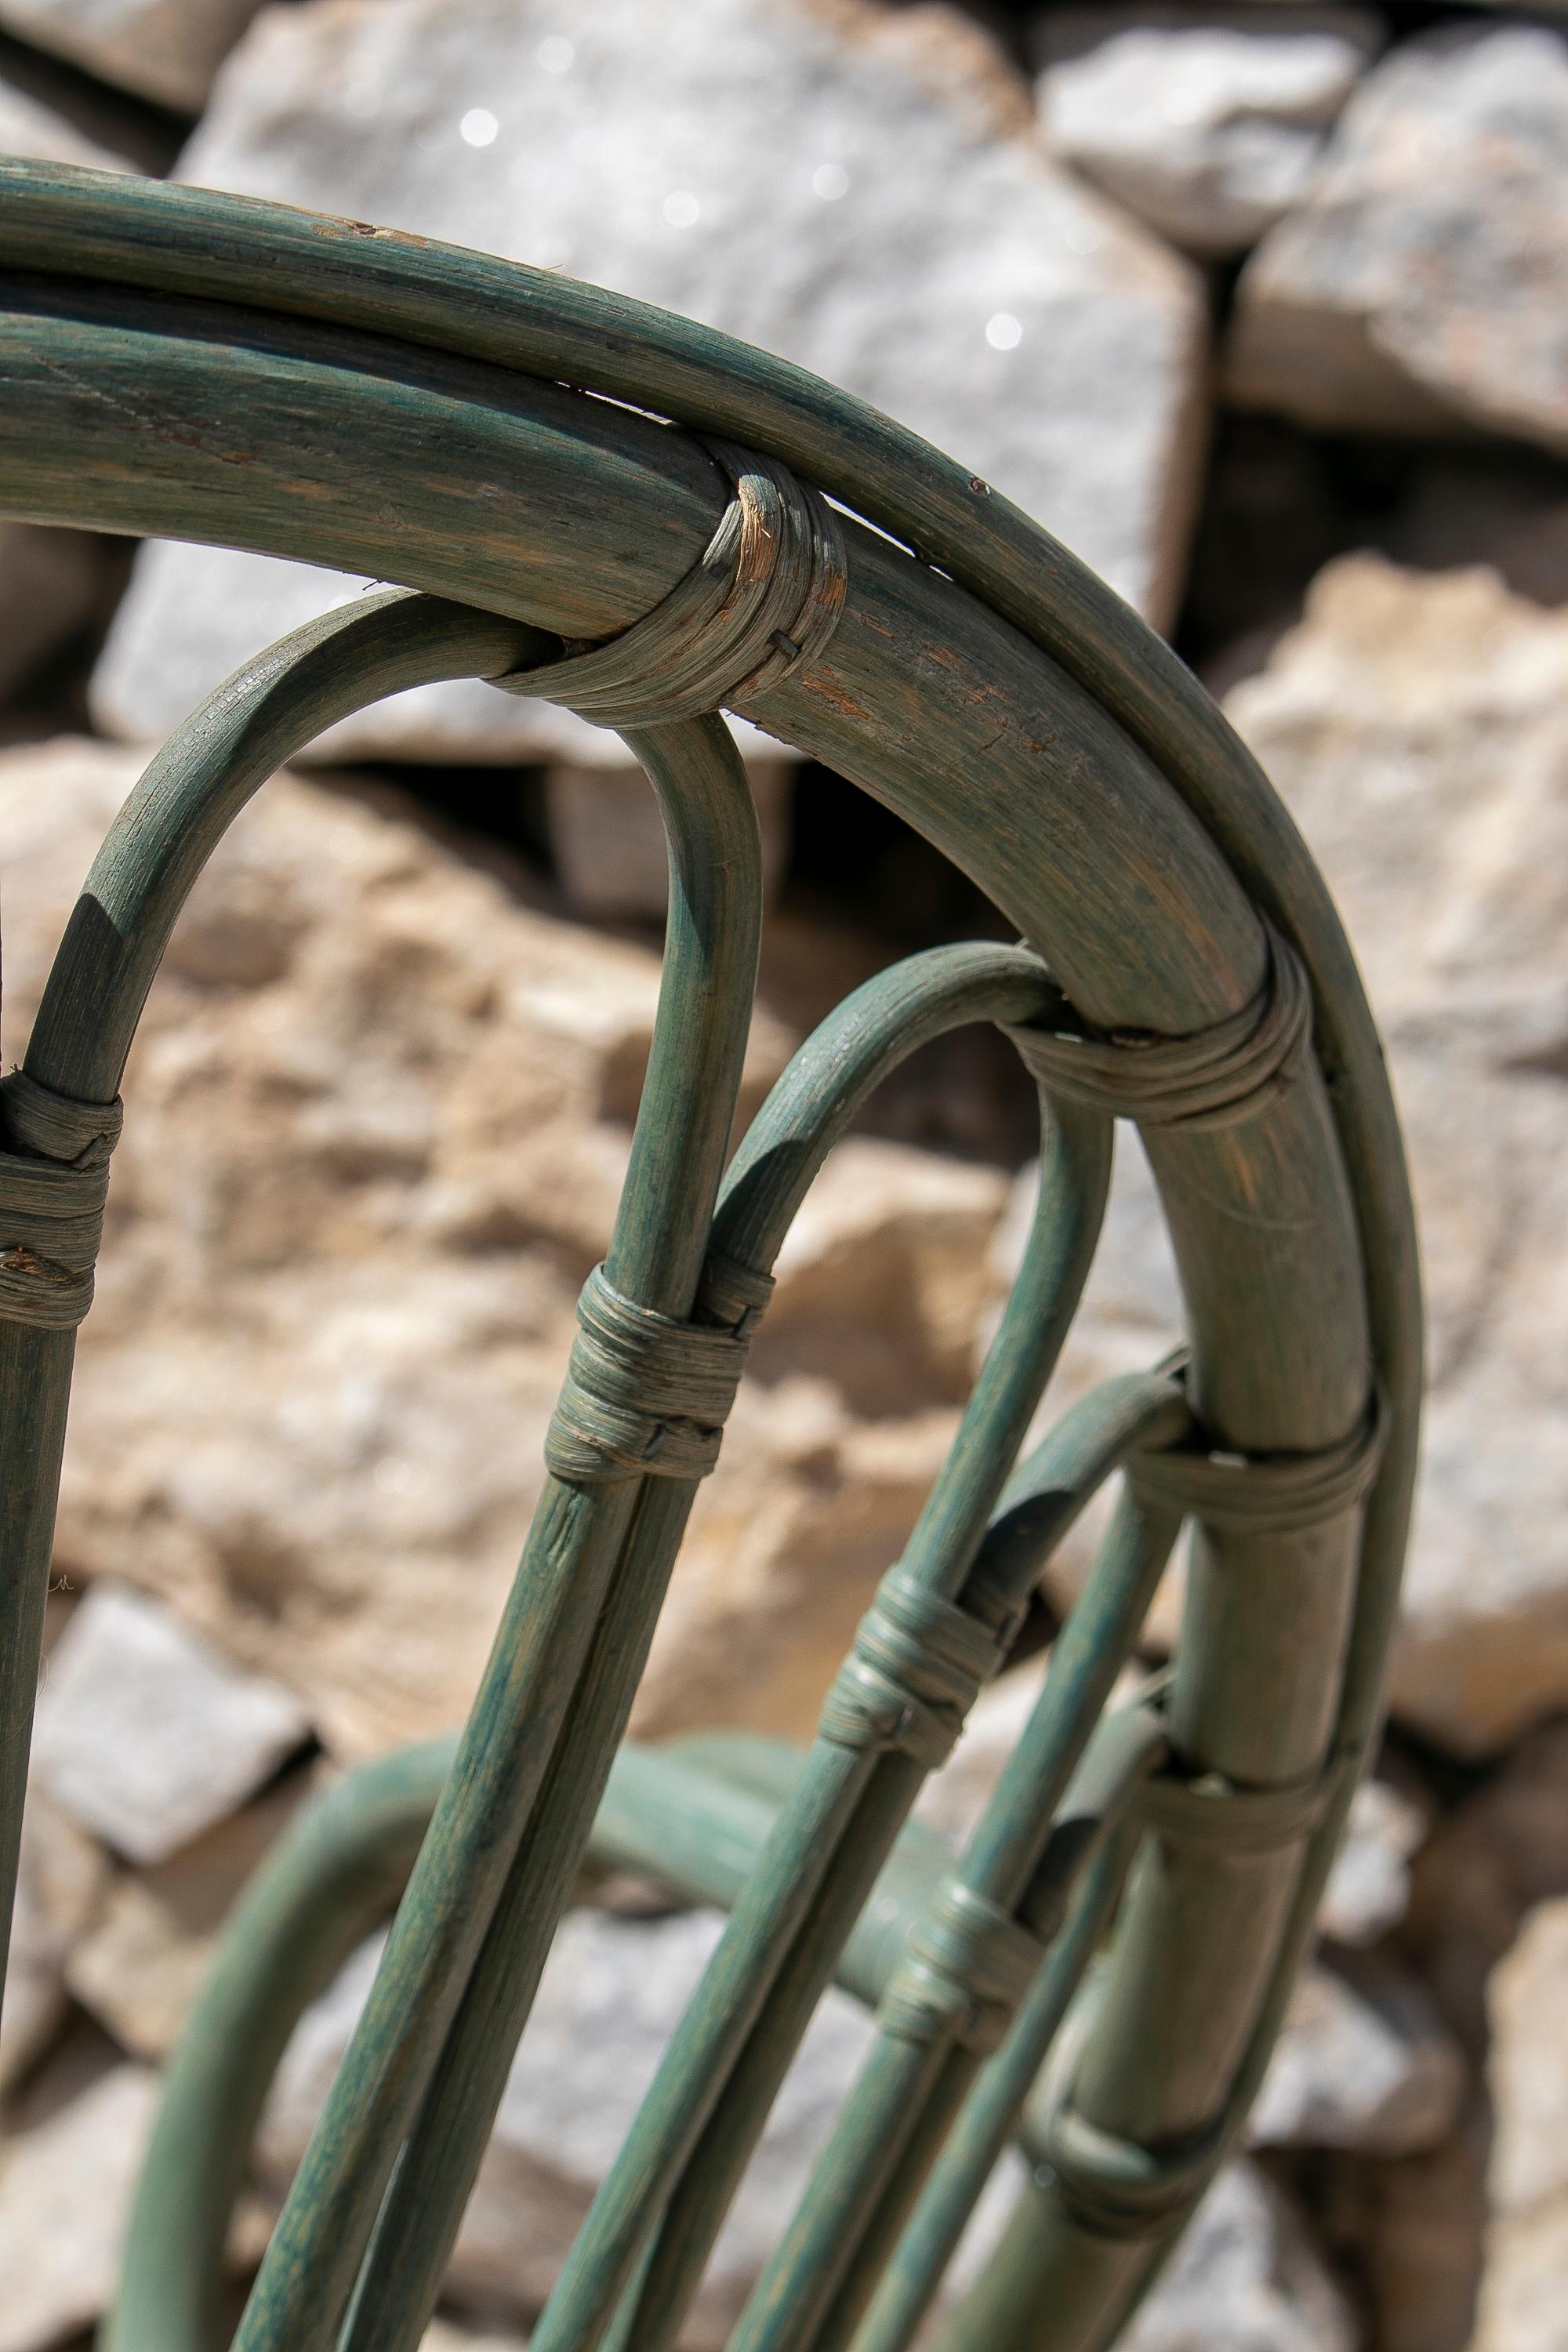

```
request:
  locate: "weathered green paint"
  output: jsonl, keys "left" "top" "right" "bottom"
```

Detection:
{"left": 0, "top": 159, "right": 1422, "bottom": 2352}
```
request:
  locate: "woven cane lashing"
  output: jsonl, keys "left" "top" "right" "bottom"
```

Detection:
{"left": 1004, "top": 924, "right": 1312, "bottom": 1133}
{"left": 543, "top": 1263, "right": 755, "bottom": 1483}
{"left": 880, "top": 1884, "right": 1047, "bottom": 2056}
{"left": 818, "top": 1568, "right": 1011, "bottom": 1771}
{"left": 1131, "top": 1386, "right": 1387, "bottom": 1533}
{"left": 0, "top": 1071, "right": 123, "bottom": 1331}
{"left": 0, "top": 160, "right": 1421, "bottom": 2352}
{"left": 493, "top": 438, "right": 848, "bottom": 728}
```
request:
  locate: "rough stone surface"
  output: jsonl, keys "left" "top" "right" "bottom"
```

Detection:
{"left": 1036, "top": 5, "right": 1378, "bottom": 257}
{"left": 0, "top": 1792, "right": 107, "bottom": 2093}
{"left": 1247, "top": 1956, "right": 1464, "bottom": 2157}
{"left": 1405, "top": 1719, "right": 1568, "bottom": 2057}
{"left": 92, "top": 0, "right": 1205, "bottom": 761}
{"left": 544, "top": 757, "right": 794, "bottom": 920}
{"left": 1316, "top": 1771, "right": 1428, "bottom": 1948}
{"left": 0, "top": 2061, "right": 159, "bottom": 2352}
{"left": 1322, "top": 2105, "right": 1492, "bottom": 2352}
{"left": 1227, "top": 24, "right": 1568, "bottom": 453}
{"left": 64, "top": 1766, "right": 318, "bottom": 2059}
{"left": 1470, "top": 1897, "right": 1568, "bottom": 2352}
{"left": 2, "top": 737, "right": 998, "bottom": 1758}
{"left": 1388, "top": 1726, "right": 1568, "bottom": 2348}
{"left": 1225, "top": 557, "right": 1568, "bottom": 1754}
{"left": 1121, "top": 2161, "right": 1354, "bottom": 2352}
{"left": 760, "top": 1138, "right": 1008, "bottom": 1410}
{"left": 1226, "top": 556, "right": 1568, "bottom": 1069}
{"left": 0, "top": 520, "right": 117, "bottom": 708}
{"left": 0, "top": 0, "right": 270, "bottom": 111}
{"left": 30, "top": 1582, "right": 310, "bottom": 1864}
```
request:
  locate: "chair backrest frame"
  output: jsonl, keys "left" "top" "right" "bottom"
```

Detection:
{"left": 0, "top": 160, "right": 1420, "bottom": 2352}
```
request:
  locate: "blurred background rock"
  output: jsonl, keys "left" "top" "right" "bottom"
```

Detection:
{"left": 0, "top": 2, "right": 1565, "bottom": 2345}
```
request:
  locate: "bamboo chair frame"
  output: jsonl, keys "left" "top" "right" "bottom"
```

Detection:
{"left": 0, "top": 162, "right": 1421, "bottom": 2352}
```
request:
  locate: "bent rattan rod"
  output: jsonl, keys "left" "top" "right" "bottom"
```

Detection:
{"left": 583, "top": 1372, "right": 1189, "bottom": 2352}
{"left": 102, "top": 1733, "right": 931, "bottom": 2352}
{"left": 725, "top": 1489, "right": 1184, "bottom": 2352}
{"left": 0, "top": 578, "right": 768, "bottom": 2348}
{"left": 0, "top": 163, "right": 1418, "bottom": 2350}
{"left": 243, "top": 750, "right": 767, "bottom": 2351}
{"left": 111, "top": 1354, "right": 1187, "bottom": 2351}
{"left": 109, "top": 1700, "right": 1136, "bottom": 2352}
{"left": 0, "top": 162, "right": 1417, "bottom": 1613}
{"left": 865, "top": 1711, "right": 1167, "bottom": 2352}
{"left": 0, "top": 591, "right": 542, "bottom": 2007}
{"left": 345, "top": 1088, "right": 1112, "bottom": 2347}
{"left": 0, "top": 163, "right": 1419, "bottom": 1497}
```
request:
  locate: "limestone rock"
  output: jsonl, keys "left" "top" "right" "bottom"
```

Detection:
{"left": 92, "top": 0, "right": 1205, "bottom": 761}
{"left": 1036, "top": 5, "right": 1378, "bottom": 257}
{"left": 1470, "top": 1897, "right": 1568, "bottom": 2352}
{"left": 263, "top": 1906, "right": 1029, "bottom": 2344}
{"left": 64, "top": 1766, "right": 318, "bottom": 2059}
{"left": 1122, "top": 2160, "right": 1354, "bottom": 2352}
{"left": 30, "top": 1582, "right": 310, "bottom": 1864}
{"left": 1324, "top": 2104, "right": 1491, "bottom": 2352}
{"left": 0, "top": 1792, "right": 107, "bottom": 2093}
{"left": 1247, "top": 1957, "right": 1464, "bottom": 2157}
{"left": 1316, "top": 1772, "right": 1428, "bottom": 1947}
{"left": 0, "top": 2061, "right": 159, "bottom": 2352}
{"left": 761, "top": 1138, "right": 1010, "bottom": 1410}
{"left": 0, "top": 0, "right": 270, "bottom": 111}
{"left": 1227, "top": 24, "right": 1568, "bottom": 453}
{"left": 544, "top": 757, "right": 794, "bottom": 920}
{"left": 1225, "top": 556, "right": 1568, "bottom": 1069}
{"left": 1225, "top": 557, "right": 1568, "bottom": 1754}
{"left": 1404, "top": 1719, "right": 1568, "bottom": 2055}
